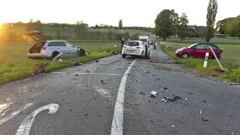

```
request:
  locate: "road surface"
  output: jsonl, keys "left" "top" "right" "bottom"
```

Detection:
{"left": 0, "top": 46, "right": 240, "bottom": 135}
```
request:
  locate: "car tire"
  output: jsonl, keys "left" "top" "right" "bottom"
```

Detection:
{"left": 51, "top": 51, "right": 60, "bottom": 58}
{"left": 182, "top": 53, "right": 189, "bottom": 58}
{"left": 122, "top": 54, "right": 126, "bottom": 58}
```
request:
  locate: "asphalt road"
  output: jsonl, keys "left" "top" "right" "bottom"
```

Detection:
{"left": 0, "top": 46, "right": 240, "bottom": 135}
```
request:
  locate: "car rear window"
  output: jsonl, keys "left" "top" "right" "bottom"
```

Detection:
{"left": 140, "top": 39, "right": 147, "bottom": 42}
{"left": 48, "top": 42, "right": 66, "bottom": 47}
{"left": 127, "top": 42, "right": 139, "bottom": 46}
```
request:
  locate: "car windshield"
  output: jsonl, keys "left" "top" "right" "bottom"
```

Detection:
{"left": 188, "top": 43, "right": 198, "bottom": 48}
{"left": 127, "top": 42, "right": 139, "bottom": 46}
{"left": 48, "top": 42, "right": 66, "bottom": 46}
{"left": 140, "top": 39, "right": 147, "bottom": 42}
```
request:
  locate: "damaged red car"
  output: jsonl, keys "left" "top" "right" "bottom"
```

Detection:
{"left": 175, "top": 43, "right": 223, "bottom": 59}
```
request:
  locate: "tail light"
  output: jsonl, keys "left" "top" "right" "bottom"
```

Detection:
{"left": 41, "top": 46, "right": 46, "bottom": 50}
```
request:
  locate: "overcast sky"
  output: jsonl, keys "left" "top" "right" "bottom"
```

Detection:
{"left": 0, "top": 0, "right": 239, "bottom": 27}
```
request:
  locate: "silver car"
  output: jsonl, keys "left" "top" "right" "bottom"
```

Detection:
{"left": 28, "top": 40, "right": 84, "bottom": 58}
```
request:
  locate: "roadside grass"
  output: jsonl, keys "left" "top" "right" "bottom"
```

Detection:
{"left": 161, "top": 41, "right": 240, "bottom": 83}
{"left": 0, "top": 41, "right": 121, "bottom": 84}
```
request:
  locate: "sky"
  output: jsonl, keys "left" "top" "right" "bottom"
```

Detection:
{"left": 0, "top": 0, "right": 239, "bottom": 27}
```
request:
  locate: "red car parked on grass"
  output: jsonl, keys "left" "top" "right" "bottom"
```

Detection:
{"left": 175, "top": 43, "right": 223, "bottom": 59}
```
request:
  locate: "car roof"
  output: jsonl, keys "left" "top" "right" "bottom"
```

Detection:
{"left": 47, "top": 40, "right": 67, "bottom": 42}
{"left": 128, "top": 40, "right": 141, "bottom": 42}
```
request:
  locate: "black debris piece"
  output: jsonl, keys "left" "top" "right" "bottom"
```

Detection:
{"left": 201, "top": 117, "right": 209, "bottom": 122}
{"left": 162, "top": 96, "right": 182, "bottom": 103}
{"left": 139, "top": 92, "right": 145, "bottom": 96}
{"left": 100, "top": 80, "right": 107, "bottom": 85}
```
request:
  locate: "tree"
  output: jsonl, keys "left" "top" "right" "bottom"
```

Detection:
{"left": 155, "top": 9, "right": 178, "bottom": 40}
{"left": 206, "top": 0, "right": 218, "bottom": 42}
{"left": 217, "top": 16, "right": 240, "bottom": 38}
{"left": 119, "top": 19, "right": 123, "bottom": 29}
{"left": 177, "top": 13, "right": 189, "bottom": 40}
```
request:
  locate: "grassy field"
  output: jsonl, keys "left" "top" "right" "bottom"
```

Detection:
{"left": 161, "top": 40, "right": 240, "bottom": 83}
{"left": 0, "top": 41, "right": 121, "bottom": 84}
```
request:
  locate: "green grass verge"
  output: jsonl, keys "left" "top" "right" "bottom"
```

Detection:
{"left": 161, "top": 42, "right": 240, "bottom": 83}
{"left": 0, "top": 41, "right": 121, "bottom": 84}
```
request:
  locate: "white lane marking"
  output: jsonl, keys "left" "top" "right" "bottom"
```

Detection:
{"left": 0, "top": 103, "right": 33, "bottom": 126}
{"left": 110, "top": 60, "right": 136, "bottom": 135}
{"left": 16, "top": 103, "right": 59, "bottom": 135}
{"left": 52, "top": 72, "right": 122, "bottom": 76}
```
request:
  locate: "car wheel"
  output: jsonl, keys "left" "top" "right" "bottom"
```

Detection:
{"left": 51, "top": 51, "right": 60, "bottom": 58}
{"left": 182, "top": 53, "right": 189, "bottom": 58}
{"left": 122, "top": 54, "right": 126, "bottom": 58}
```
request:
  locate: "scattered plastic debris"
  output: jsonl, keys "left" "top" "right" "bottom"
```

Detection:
{"left": 200, "top": 109, "right": 209, "bottom": 122}
{"left": 139, "top": 92, "right": 145, "bottom": 96}
{"left": 150, "top": 91, "right": 158, "bottom": 97}
{"left": 226, "top": 82, "right": 239, "bottom": 85}
{"left": 71, "top": 62, "right": 83, "bottom": 66}
{"left": 161, "top": 87, "right": 168, "bottom": 90}
{"left": 202, "top": 100, "right": 207, "bottom": 103}
{"left": 95, "top": 60, "right": 99, "bottom": 63}
{"left": 146, "top": 71, "right": 151, "bottom": 74}
{"left": 200, "top": 109, "right": 203, "bottom": 114}
{"left": 201, "top": 117, "right": 209, "bottom": 122}
{"left": 100, "top": 80, "right": 107, "bottom": 85}
{"left": 161, "top": 96, "right": 182, "bottom": 103}
{"left": 187, "top": 92, "right": 194, "bottom": 95}
{"left": 171, "top": 125, "right": 175, "bottom": 128}
{"left": 136, "top": 79, "right": 141, "bottom": 82}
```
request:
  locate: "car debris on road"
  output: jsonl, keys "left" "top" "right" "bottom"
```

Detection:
{"left": 150, "top": 91, "right": 158, "bottom": 97}
{"left": 161, "top": 95, "right": 182, "bottom": 103}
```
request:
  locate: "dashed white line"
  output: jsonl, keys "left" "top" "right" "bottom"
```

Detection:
{"left": 0, "top": 103, "right": 33, "bottom": 126}
{"left": 110, "top": 59, "right": 136, "bottom": 135}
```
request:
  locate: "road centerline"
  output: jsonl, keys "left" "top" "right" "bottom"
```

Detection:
{"left": 110, "top": 59, "right": 136, "bottom": 135}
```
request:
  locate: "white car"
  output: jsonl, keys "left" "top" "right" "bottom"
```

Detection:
{"left": 122, "top": 40, "right": 151, "bottom": 58}
{"left": 28, "top": 40, "right": 84, "bottom": 58}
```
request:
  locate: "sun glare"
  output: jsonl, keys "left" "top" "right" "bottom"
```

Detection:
{"left": 0, "top": 23, "right": 5, "bottom": 35}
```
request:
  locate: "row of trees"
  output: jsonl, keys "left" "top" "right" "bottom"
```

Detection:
{"left": 155, "top": 0, "right": 218, "bottom": 42}
{"left": 217, "top": 16, "right": 240, "bottom": 38}
{"left": 0, "top": 20, "right": 42, "bottom": 42}
{"left": 154, "top": 10, "right": 197, "bottom": 40}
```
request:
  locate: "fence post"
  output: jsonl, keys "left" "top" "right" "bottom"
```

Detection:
{"left": 203, "top": 52, "right": 209, "bottom": 68}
